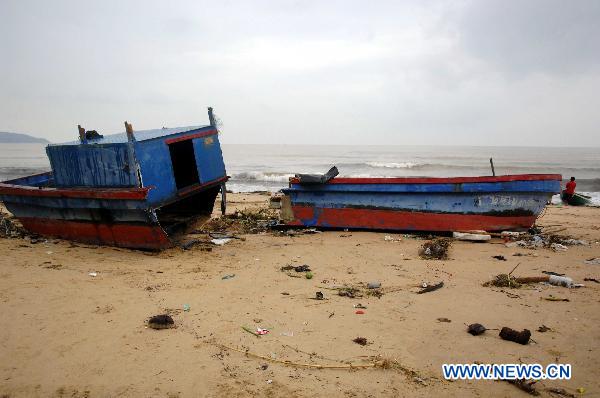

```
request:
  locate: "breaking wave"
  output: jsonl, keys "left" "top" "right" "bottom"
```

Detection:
{"left": 366, "top": 161, "right": 421, "bottom": 169}
{"left": 232, "top": 171, "right": 295, "bottom": 183}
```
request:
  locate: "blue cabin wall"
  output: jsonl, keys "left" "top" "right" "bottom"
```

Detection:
{"left": 134, "top": 127, "right": 226, "bottom": 207}
{"left": 47, "top": 144, "right": 138, "bottom": 187}
{"left": 195, "top": 134, "right": 226, "bottom": 184}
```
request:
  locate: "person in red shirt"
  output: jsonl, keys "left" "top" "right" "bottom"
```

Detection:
{"left": 563, "top": 177, "right": 576, "bottom": 202}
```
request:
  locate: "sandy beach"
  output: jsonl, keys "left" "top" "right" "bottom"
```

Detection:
{"left": 1, "top": 193, "right": 599, "bottom": 397}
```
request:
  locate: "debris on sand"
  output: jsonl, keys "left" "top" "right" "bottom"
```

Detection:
{"left": 338, "top": 287, "right": 362, "bottom": 298}
{"left": 437, "top": 317, "right": 451, "bottom": 323}
{"left": 201, "top": 208, "right": 278, "bottom": 234}
{"left": 538, "top": 325, "right": 551, "bottom": 332}
{"left": 353, "top": 337, "right": 368, "bottom": 346}
{"left": 147, "top": 314, "right": 175, "bottom": 330}
{"left": 584, "top": 257, "right": 600, "bottom": 265}
{"left": 483, "top": 274, "right": 522, "bottom": 288}
{"left": 0, "top": 210, "right": 28, "bottom": 238}
{"left": 467, "top": 323, "right": 487, "bottom": 336}
{"left": 417, "top": 281, "right": 444, "bottom": 294}
{"left": 505, "top": 379, "right": 539, "bottom": 396}
{"left": 419, "top": 238, "right": 451, "bottom": 260}
{"left": 492, "top": 255, "right": 507, "bottom": 261}
{"left": 452, "top": 231, "right": 491, "bottom": 241}
{"left": 499, "top": 327, "right": 531, "bottom": 345}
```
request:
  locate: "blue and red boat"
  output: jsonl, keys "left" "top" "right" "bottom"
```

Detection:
{"left": 0, "top": 108, "right": 227, "bottom": 250}
{"left": 278, "top": 173, "right": 562, "bottom": 232}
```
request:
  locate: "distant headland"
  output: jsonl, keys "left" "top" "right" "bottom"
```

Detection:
{"left": 0, "top": 132, "right": 49, "bottom": 144}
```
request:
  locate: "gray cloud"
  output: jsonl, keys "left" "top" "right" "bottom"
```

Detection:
{"left": 0, "top": 0, "right": 598, "bottom": 146}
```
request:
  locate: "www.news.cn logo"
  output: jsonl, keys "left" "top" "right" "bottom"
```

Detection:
{"left": 442, "top": 364, "right": 571, "bottom": 380}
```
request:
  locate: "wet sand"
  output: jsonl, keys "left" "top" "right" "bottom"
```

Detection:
{"left": 1, "top": 194, "right": 599, "bottom": 397}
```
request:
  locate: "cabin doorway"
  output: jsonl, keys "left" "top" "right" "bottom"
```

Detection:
{"left": 168, "top": 140, "right": 200, "bottom": 190}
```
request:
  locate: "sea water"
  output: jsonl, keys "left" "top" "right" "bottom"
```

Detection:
{"left": 1, "top": 143, "right": 599, "bottom": 205}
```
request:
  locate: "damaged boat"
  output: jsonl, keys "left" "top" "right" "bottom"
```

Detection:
{"left": 0, "top": 108, "right": 227, "bottom": 249}
{"left": 275, "top": 167, "right": 562, "bottom": 232}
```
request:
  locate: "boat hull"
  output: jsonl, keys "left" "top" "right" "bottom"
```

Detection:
{"left": 280, "top": 174, "right": 562, "bottom": 232}
{"left": 0, "top": 172, "right": 225, "bottom": 250}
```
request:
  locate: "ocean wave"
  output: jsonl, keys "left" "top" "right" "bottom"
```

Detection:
{"left": 232, "top": 171, "right": 295, "bottom": 182}
{"left": 366, "top": 161, "right": 421, "bottom": 169}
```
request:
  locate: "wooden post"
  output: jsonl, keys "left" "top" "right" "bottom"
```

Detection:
{"left": 208, "top": 107, "right": 216, "bottom": 127}
{"left": 490, "top": 157, "right": 496, "bottom": 176}
{"left": 78, "top": 125, "right": 86, "bottom": 144}
{"left": 124, "top": 121, "right": 135, "bottom": 142}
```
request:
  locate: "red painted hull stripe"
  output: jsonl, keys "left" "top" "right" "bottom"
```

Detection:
{"left": 19, "top": 217, "right": 171, "bottom": 250}
{"left": 289, "top": 174, "right": 562, "bottom": 185}
{"left": 164, "top": 129, "right": 217, "bottom": 144}
{"left": 288, "top": 206, "right": 537, "bottom": 232}
{"left": 0, "top": 184, "right": 150, "bottom": 200}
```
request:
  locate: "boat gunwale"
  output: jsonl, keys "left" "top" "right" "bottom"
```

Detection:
{"left": 288, "top": 174, "right": 562, "bottom": 185}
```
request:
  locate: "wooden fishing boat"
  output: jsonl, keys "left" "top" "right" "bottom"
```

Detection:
{"left": 0, "top": 108, "right": 228, "bottom": 250}
{"left": 277, "top": 173, "right": 562, "bottom": 232}
{"left": 561, "top": 192, "right": 592, "bottom": 206}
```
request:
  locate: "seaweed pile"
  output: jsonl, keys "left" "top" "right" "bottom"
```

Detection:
{"left": 419, "top": 238, "right": 451, "bottom": 260}
{"left": 0, "top": 210, "right": 27, "bottom": 238}
{"left": 201, "top": 208, "right": 277, "bottom": 234}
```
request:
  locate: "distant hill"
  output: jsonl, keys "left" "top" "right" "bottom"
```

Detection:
{"left": 0, "top": 132, "right": 49, "bottom": 144}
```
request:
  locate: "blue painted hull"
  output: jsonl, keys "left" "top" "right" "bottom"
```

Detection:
{"left": 281, "top": 174, "right": 562, "bottom": 232}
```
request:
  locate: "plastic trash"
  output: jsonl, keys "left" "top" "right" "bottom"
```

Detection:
{"left": 88, "top": 272, "right": 98, "bottom": 277}
{"left": 550, "top": 243, "right": 568, "bottom": 252}
{"left": 211, "top": 238, "right": 232, "bottom": 245}
{"left": 452, "top": 232, "right": 491, "bottom": 241}
{"left": 367, "top": 281, "right": 381, "bottom": 289}
{"left": 548, "top": 275, "right": 573, "bottom": 288}
{"left": 256, "top": 327, "right": 270, "bottom": 335}
{"left": 221, "top": 274, "right": 235, "bottom": 280}
{"left": 183, "top": 304, "right": 190, "bottom": 312}
{"left": 280, "top": 331, "right": 294, "bottom": 337}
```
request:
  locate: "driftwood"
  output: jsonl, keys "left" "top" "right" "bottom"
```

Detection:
{"left": 417, "top": 281, "right": 444, "bottom": 294}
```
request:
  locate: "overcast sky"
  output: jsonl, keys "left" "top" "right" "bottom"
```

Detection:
{"left": 1, "top": 0, "right": 599, "bottom": 146}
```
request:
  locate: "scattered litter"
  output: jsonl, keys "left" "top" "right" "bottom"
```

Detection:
{"left": 221, "top": 274, "right": 236, "bottom": 280}
{"left": 417, "top": 281, "right": 444, "bottom": 294}
{"left": 147, "top": 314, "right": 175, "bottom": 330}
{"left": 180, "top": 239, "right": 212, "bottom": 250}
{"left": 453, "top": 231, "right": 491, "bottom": 242}
{"left": 294, "top": 265, "right": 311, "bottom": 272}
{"left": 548, "top": 275, "right": 573, "bottom": 288}
{"left": 542, "top": 271, "right": 565, "bottom": 276}
{"left": 355, "top": 310, "right": 365, "bottom": 315}
{"left": 211, "top": 238, "right": 232, "bottom": 246}
{"left": 499, "top": 327, "right": 531, "bottom": 345}
{"left": 315, "top": 291, "right": 324, "bottom": 300}
{"left": 201, "top": 208, "right": 278, "bottom": 234}
{"left": 46, "top": 251, "right": 53, "bottom": 255}
{"left": 437, "top": 317, "right": 451, "bottom": 323}
{"left": 183, "top": 304, "right": 190, "bottom": 312}
{"left": 328, "top": 312, "right": 335, "bottom": 318}
{"left": 505, "top": 379, "right": 539, "bottom": 396}
{"left": 419, "top": 238, "right": 451, "bottom": 260}
{"left": 584, "top": 258, "right": 600, "bottom": 265}
{"left": 353, "top": 337, "right": 368, "bottom": 346}
{"left": 484, "top": 274, "right": 521, "bottom": 288}
{"left": 543, "top": 296, "right": 570, "bottom": 302}
{"left": 353, "top": 303, "right": 367, "bottom": 309}
{"left": 367, "top": 281, "right": 381, "bottom": 289}
{"left": 550, "top": 243, "right": 568, "bottom": 252}
{"left": 492, "top": 255, "right": 507, "bottom": 261}
{"left": 305, "top": 272, "right": 313, "bottom": 279}
{"left": 256, "top": 327, "right": 270, "bottom": 335}
{"left": 577, "top": 387, "right": 586, "bottom": 394}
{"left": 338, "top": 287, "right": 361, "bottom": 298}
{"left": 546, "top": 387, "right": 576, "bottom": 398}
{"left": 242, "top": 326, "right": 260, "bottom": 337}
{"left": 281, "top": 292, "right": 290, "bottom": 295}
{"left": 583, "top": 277, "right": 600, "bottom": 284}
{"left": 467, "top": 323, "right": 487, "bottom": 336}
{"left": 88, "top": 272, "right": 98, "bottom": 277}
{"left": 384, "top": 235, "right": 401, "bottom": 242}
{"left": 501, "top": 231, "right": 521, "bottom": 238}
{"left": 260, "top": 364, "right": 269, "bottom": 370}
{"left": 538, "top": 325, "right": 551, "bottom": 332}
{"left": 280, "top": 331, "right": 294, "bottom": 337}
{"left": 266, "top": 379, "right": 273, "bottom": 384}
